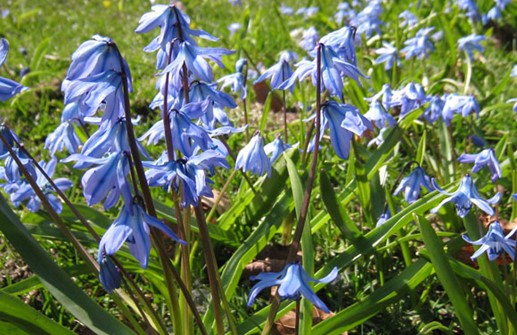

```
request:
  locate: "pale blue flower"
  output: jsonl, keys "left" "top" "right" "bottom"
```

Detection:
{"left": 376, "top": 208, "right": 391, "bottom": 227}
{"left": 399, "top": 10, "right": 418, "bottom": 28}
{"left": 264, "top": 136, "right": 292, "bottom": 163}
{"left": 319, "top": 26, "right": 357, "bottom": 65}
{"left": 389, "top": 82, "right": 427, "bottom": 116}
{"left": 401, "top": 27, "right": 435, "bottom": 60}
{"left": 457, "top": 0, "right": 480, "bottom": 21}
{"left": 247, "top": 263, "right": 338, "bottom": 313}
{"left": 422, "top": 95, "right": 445, "bottom": 123}
{"left": 394, "top": 167, "right": 434, "bottom": 204}
{"left": 280, "top": 4, "right": 294, "bottom": 16}
{"left": 511, "top": 65, "right": 517, "bottom": 77}
{"left": 98, "top": 202, "right": 186, "bottom": 269}
{"left": 350, "top": 0, "right": 383, "bottom": 38}
{"left": 217, "top": 58, "right": 247, "bottom": 100}
{"left": 431, "top": 175, "right": 500, "bottom": 218}
{"left": 254, "top": 51, "right": 297, "bottom": 92}
{"left": 441, "top": 94, "right": 480, "bottom": 125}
{"left": 10, "top": 157, "right": 73, "bottom": 213}
{"left": 0, "top": 38, "right": 8, "bottom": 66}
{"left": 374, "top": 42, "right": 399, "bottom": 70}
{"left": 507, "top": 98, "right": 517, "bottom": 112}
{"left": 335, "top": 3, "right": 356, "bottom": 25}
{"left": 296, "top": 6, "right": 319, "bottom": 18}
{"left": 235, "top": 132, "right": 271, "bottom": 177}
{"left": 44, "top": 121, "right": 82, "bottom": 156}
{"left": 463, "top": 221, "right": 517, "bottom": 261}
{"left": 0, "top": 38, "right": 28, "bottom": 101}
{"left": 458, "top": 148, "right": 502, "bottom": 182}
{"left": 297, "top": 27, "right": 319, "bottom": 51}
{"left": 458, "top": 34, "right": 485, "bottom": 60}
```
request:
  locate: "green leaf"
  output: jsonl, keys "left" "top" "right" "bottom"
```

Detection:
{"left": 416, "top": 129, "right": 427, "bottom": 166}
{"left": 0, "top": 291, "right": 75, "bottom": 335}
{"left": 0, "top": 195, "right": 136, "bottom": 335}
{"left": 415, "top": 214, "right": 478, "bottom": 334}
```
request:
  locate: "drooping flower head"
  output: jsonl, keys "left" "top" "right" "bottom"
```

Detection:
{"left": 463, "top": 221, "right": 517, "bottom": 261}
{"left": 458, "top": 34, "right": 485, "bottom": 60}
{"left": 247, "top": 263, "right": 338, "bottom": 313}
{"left": 0, "top": 38, "right": 28, "bottom": 102}
{"left": 235, "top": 132, "right": 271, "bottom": 177}
{"left": 458, "top": 148, "right": 502, "bottom": 182}
{"left": 431, "top": 174, "right": 500, "bottom": 218}
{"left": 394, "top": 166, "right": 434, "bottom": 204}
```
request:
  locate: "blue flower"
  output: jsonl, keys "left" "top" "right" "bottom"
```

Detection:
{"left": 374, "top": 42, "right": 400, "bottom": 70}
{"left": 319, "top": 26, "right": 357, "bottom": 65}
{"left": 389, "top": 82, "right": 427, "bottom": 117}
{"left": 98, "top": 202, "right": 186, "bottom": 269}
{"left": 365, "top": 101, "right": 396, "bottom": 129}
{"left": 296, "top": 27, "right": 319, "bottom": 51}
{"left": 44, "top": 121, "right": 82, "bottom": 155}
{"left": 217, "top": 58, "right": 247, "bottom": 100}
{"left": 376, "top": 208, "right": 391, "bottom": 228}
{"left": 431, "top": 175, "right": 500, "bottom": 218}
{"left": 441, "top": 94, "right": 480, "bottom": 125}
{"left": 247, "top": 263, "right": 338, "bottom": 313}
{"left": 144, "top": 150, "right": 229, "bottom": 207}
{"left": 0, "top": 38, "right": 28, "bottom": 102}
{"left": 235, "top": 132, "right": 271, "bottom": 177}
{"left": 422, "top": 95, "right": 445, "bottom": 123}
{"left": 394, "top": 167, "right": 434, "bottom": 204}
{"left": 254, "top": 51, "right": 297, "bottom": 92}
{"left": 462, "top": 221, "right": 517, "bottom": 261}
{"left": 10, "top": 157, "right": 73, "bottom": 213}
{"left": 458, "top": 34, "right": 485, "bottom": 60}
{"left": 264, "top": 136, "right": 292, "bottom": 163}
{"left": 399, "top": 10, "right": 418, "bottom": 28}
{"left": 401, "top": 27, "right": 435, "bottom": 60}
{"left": 457, "top": 0, "right": 480, "bottom": 21}
{"left": 135, "top": 4, "right": 217, "bottom": 53}
{"left": 310, "top": 101, "right": 372, "bottom": 159}
{"left": 350, "top": 0, "right": 383, "bottom": 38}
{"left": 98, "top": 256, "right": 121, "bottom": 293}
{"left": 458, "top": 148, "right": 502, "bottom": 182}
{"left": 161, "top": 40, "right": 234, "bottom": 83}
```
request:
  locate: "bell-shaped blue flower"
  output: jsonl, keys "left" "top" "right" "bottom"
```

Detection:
{"left": 364, "top": 101, "right": 396, "bottom": 129}
{"left": 374, "top": 42, "right": 400, "bottom": 70}
{"left": 98, "top": 202, "right": 186, "bottom": 269}
{"left": 462, "top": 221, "right": 517, "bottom": 261}
{"left": 98, "top": 255, "right": 121, "bottom": 293}
{"left": 458, "top": 34, "right": 485, "bottom": 60}
{"left": 247, "top": 263, "right": 338, "bottom": 314}
{"left": 254, "top": 51, "right": 297, "bottom": 92}
{"left": 235, "top": 132, "right": 271, "bottom": 177}
{"left": 441, "top": 94, "right": 480, "bottom": 125}
{"left": 458, "top": 148, "right": 502, "bottom": 182}
{"left": 401, "top": 27, "right": 436, "bottom": 60}
{"left": 394, "top": 167, "right": 434, "bottom": 204}
{"left": 0, "top": 38, "right": 28, "bottom": 101}
{"left": 264, "top": 136, "right": 292, "bottom": 163}
{"left": 431, "top": 174, "right": 500, "bottom": 218}
{"left": 217, "top": 58, "right": 247, "bottom": 100}
{"left": 44, "top": 121, "right": 82, "bottom": 155}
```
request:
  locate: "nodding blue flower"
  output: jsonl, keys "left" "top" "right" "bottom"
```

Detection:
{"left": 296, "top": 27, "right": 319, "bottom": 51}
{"left": 98, "top": 256, "right": 121, "bottom": 292}
{"left": 247, "top": 263, "right": 338, "bottom": 314}
{"left": 441, "top": 94, "right": 480, "bottom": 125}
{"left": 64, "top": 70, "right": 126, "bottom": 126}
{"left": 457, "top": 0, "right": 480, "bottom": 21}
{"left": 63, "top": 35, "right": 131, "bottom": 91}
{"left": 394, "top": 167, "right": 434, "bottom": 204}
{"left": 63, "top": 151, "right": 132, "bottom": 210}
{"left": 374, "top": 42, "right": 400, "bottom": 71}
{"left": 319, "top": 26, "right": 357, "bottom": 65}
{"left": 364, "top": 101, "right": 391, "bottom": 129}
{"left": 309, "top": 101, "right": 372, "bottom": 159}
{"left": 366, "top": 84, "right": 392, "bottom": 111}
{"left": 144, "top": 150, "right": 229, "bottom": 207}
{"left": 280, "top": 4, "right": 294, "bottom": 16}
{"left": 98, "top": 202, "right": 186, "bottom": 269}
{"left": 264, "top": 136, "right": 292, "bottom": 163}
{"left": 3, "top": 147, "right": 36, "bottom": 183}
{"left": 217, "top": 58, "right": 247, "bottom": 100}
{"left": 376, "top": 208, "right": 391, "bottom": 227}
{"left": 161, "top": 40, "right": 234, "bottom": 83}
{"left": 401, "top": 27, "right": 435, "bottom": 60}
{"left": 458, "top": 34, "right": 485, "bottom": 60}
{"left": 235, "top": 132, "right": 271, "bottom": 177}
{"left": 279, "top": 44, "right": 365, "bottom": 100}
{"left": 431, "top": 175, "right": 500, "bottom": 218}
{"left": 422, "top": 95, "right": 445, "bottom": 123}
{"left": 458, "top": 148, "right": 502, "bottom": 182}
{"left": 10, "top": 157, "right": 73, "bottom": 213}
{"left": 350, "top": 0, "right": 383, "bottom": 38}
{"left": 0, "top": 125, "right": 20, "bottom": 160}
{"left": 399, "top": 10, "right": 418, "bottom": 28}
{"left": 0, "top": 38, "right": 28, "bottom": 101}
{"left": 44, "top": 121, "right": 82, "bottom": 156}
{"left": 389, "top": 82, "right": 427, "bottom": 117}
{"left": 135, "top": 4, "right": 217, "bottom": 53}
{"left": 254, "top": 51, "right": 297, "bottom": 92}
{"left": 462, "top": 221, "right": 517, "bottom": 261}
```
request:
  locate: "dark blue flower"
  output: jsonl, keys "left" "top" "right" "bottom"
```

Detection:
{"left": 394, "top": 167, "right": 434, "bottom": 204}
{"left": 235, "top": 132, "right": 271, "bottom": 177}
{"left": 98, "top": 256, "right": 121, "bottom": 292}
{"left": 462, "top": 221, "right": 517, "bottom": 261}
{"left": 98, "top": 202, "right": 186, "bottom": 269}
{"left": 0, "top": 38, "right": 28, "bottom": 101}
{"left": 431, "top": 175, "right": 500, "bottom": 218}
{"left": 247, "top": 263, "right": 338, "bottom": 313}
{"left": 458, "top": 148, "right": 502, "bottom": 182}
